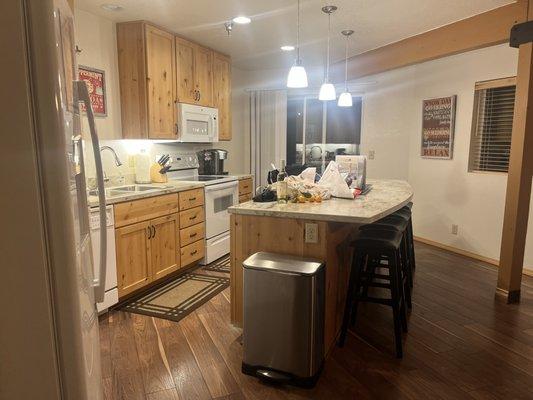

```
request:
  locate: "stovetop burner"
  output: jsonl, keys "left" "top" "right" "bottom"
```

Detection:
{"left": 196, "top": 176, "right": 225, "bottom": 181}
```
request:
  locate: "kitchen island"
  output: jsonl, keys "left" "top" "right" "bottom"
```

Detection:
{"left": 228, "top": 179, "right": 413, "bottom": 354}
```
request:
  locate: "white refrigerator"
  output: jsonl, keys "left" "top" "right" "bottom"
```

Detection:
{"left": 1, "top": 0, "right": 106, "bottom": 398}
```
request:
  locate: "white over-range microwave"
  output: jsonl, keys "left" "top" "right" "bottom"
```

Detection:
{"left": 177, "top": 103, "right": 219, "bottom": 142}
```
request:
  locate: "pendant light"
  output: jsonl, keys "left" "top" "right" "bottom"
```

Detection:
{"left": 318, "top": 5, "right": 337, "bottom": 101}
{"left": 338, "top": 29, "right": 354, "bottom": 107}
{"left": 287, "top": 0, "right": 308, "bottom": 88}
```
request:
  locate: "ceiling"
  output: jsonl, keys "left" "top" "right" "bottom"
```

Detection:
{"left": 76, "top": 0, "right": 513, "bottom": 71}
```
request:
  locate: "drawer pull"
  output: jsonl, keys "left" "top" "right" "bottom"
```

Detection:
{"left": 189, "top": 215, "right": 197, "bottom": 220}
{"left": 189, "top": 233, "right": 197, "bottom": 238}
{"left": 189, "top": 197, "right": 197, "bottom": 201}
{"left": 190, "top": 250, "right": 198, "bottom": 255}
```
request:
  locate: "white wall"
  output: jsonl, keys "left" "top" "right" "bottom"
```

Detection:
{"left": 356, "top": 44, "right": 533, "bottom": 271}
{"left": 75, "top": 9, "right": 122, "bottom": 140}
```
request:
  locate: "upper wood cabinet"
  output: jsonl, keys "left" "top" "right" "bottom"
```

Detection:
{"left": 145, "top": 26, "right": 176, "bottom": 139}
{"left": 175, "top": 37, "right": 213, "bottom": 107}
{"left": 117, "top": 22, "right": 176, "bottom": 139}
{"left": 117, "top": 21, "right": 232, "bottom": 141}
{"left": 213, "top": 53, "right": 232, "bottom": 140}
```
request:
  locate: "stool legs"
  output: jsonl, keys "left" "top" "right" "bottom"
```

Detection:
{"left": 339, "top": 252, "right": 363, "bottom": 347}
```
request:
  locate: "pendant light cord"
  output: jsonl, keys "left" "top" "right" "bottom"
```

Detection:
{"left": 326, "top": 11, "right": 331, "bottom": 82}
{"left": 297, "top": 0, "right": 301, "bottom": 62}
{"left": 344, "top": 35, "right": 348, "bottom": 90}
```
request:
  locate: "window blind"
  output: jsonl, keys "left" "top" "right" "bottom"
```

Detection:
{"left": 469, "top": 78, "right": 516, "bottom": 173}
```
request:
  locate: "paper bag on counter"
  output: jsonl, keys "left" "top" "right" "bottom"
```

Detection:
{"left": 299, "top": 167, "right": 316, "bottom": 183}
{"left": 318, "top": 161, "right": 354, "bottom": 199}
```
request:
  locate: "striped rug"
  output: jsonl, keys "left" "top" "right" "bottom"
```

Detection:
{"left": 201, "top": 255, "right": 230, "bottom": 273}
{"left": 120, "top": 271, "right": 229, "bottom": 323}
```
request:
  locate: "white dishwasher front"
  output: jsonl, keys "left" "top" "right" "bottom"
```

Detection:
{"left": 89, "top": 205, "right": 118, "bottom": 313}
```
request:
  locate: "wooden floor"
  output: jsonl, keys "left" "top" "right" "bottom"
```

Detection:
{"left": 99, "top": 243, "right": 533, "bottom": 400}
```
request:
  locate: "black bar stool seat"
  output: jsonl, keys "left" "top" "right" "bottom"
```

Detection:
{"left": 340, "top": 229, "right": 408, "bottom": 358}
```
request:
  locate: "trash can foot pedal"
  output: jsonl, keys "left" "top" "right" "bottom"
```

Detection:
{"left": 256, "top": 369, "right": 291, "bottom": 384}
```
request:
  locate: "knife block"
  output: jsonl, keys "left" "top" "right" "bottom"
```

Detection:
{"left": 150, "top": 163, "right": 168, "bottom": 183}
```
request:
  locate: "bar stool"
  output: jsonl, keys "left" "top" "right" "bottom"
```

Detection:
{"left": 359, "top": 216, "right": 412, "bottom": 306}
{"left": 339, "top": 229, "right": 407, "bottom": 358}
{"left": 394, "top": 207, "right": 416, "bottom": 272}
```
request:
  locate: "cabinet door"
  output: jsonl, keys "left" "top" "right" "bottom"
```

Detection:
{"left": 116, "top": 221, "right": 151, "bottom": 298}
{"left": 175, "top": 37, "right": 196, "bottom": 105}
{"left": 194, "top": 45, "right": 214, "bottom": 107}
{"left": 145, "top": 25, "right": 176, "bottom": 139}
{"left": 150, "top": 214, "right": 180, "bottom": 280}
{"left": 213, "top": 53, "right": 232, "bottom": 140}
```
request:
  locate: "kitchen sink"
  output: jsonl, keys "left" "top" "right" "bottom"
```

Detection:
{"left": 88, "top": 184, "right": 172, "bottom": 198}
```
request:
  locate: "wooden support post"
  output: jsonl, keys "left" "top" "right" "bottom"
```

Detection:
{"left": 497, "top": 0, "right": 533, "bottom": 303}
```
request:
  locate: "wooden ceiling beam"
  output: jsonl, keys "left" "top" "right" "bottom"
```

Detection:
{"left": 331, "top": 1, "right": 528, "bottom": 82}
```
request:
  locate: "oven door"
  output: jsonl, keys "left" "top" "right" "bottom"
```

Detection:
{"left": 204, "top": 181, "right": 239, "bottom": 238}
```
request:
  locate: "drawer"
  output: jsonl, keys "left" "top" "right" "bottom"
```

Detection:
{"left": 238, "top": 178, "right": 253, "bottom": 195}
{"left": 180, "top": 222, "right": 205, "bottom": 247}
{"left": 114, "top": 193, "right": 179, "bottom": 228}
{"left": 179, "top": 206, "right": 205, "bottom": 229}
{"left": 239, "top": 193, "right": 253, "bottom": 203}
{"left": 180, "top": 240, "right": 205, "bottom": 267}
{"left": 179, "top": 188, "right": 204, "bottom": 210}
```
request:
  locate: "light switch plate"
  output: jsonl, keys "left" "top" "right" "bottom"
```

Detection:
{"left": 368, "top": 150, "right": 375, "bottom": 160}
{"left": 305, "top": 223, "right": 319, "bottom": 243}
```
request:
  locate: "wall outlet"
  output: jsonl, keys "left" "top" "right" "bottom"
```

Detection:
{"left": 451, "top": 224, "right": 459, "bottom": 235}
{"left": 368, "top": 150, "right": 375, "bottom": 160}
{"left": 305, "top": 223, "right": 319, "bottom": 244}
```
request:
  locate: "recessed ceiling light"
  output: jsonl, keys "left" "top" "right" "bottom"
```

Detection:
{"left": 281, "top": 45, "right": 295, "bottom": 51}
{"left": 101, "top": 4, "right": 123, "bottom": 11}
{"left": 232, "top": 16, "right": 251, "bottom": 24}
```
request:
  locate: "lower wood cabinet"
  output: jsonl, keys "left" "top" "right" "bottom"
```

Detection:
{"left": 116, "top": 213, "right": 180, "bottom": 298}
{"left": 180, "top": 239, "right": 205, "bottom": 267}
{"left": 115, "top": 220, "right": 152, "bottom": 297}
{"left": 150, "top": 214, "right": 180, "bottom": 281}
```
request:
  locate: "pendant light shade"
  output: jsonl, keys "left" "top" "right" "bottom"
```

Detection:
{"left": 338, "top": 29, "right": 354, "bottom": 107}
{"left": 287, "top": 63, "right": 308, "bottom": 88}
{"left": 338, "top": 92, "right": 353, "bottom": 107}
{"left": 319, "top": 5, "right": 337, "bottom": 101}
{"left": 319, "top": 83, "right": 336, "bottom": 100}
{"left": 287, "top": 0, "right": 308, "bottom": 88}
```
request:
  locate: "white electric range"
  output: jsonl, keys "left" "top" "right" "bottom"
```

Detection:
{"left": 165, "top": 152, "right": 238, "bottom": 264}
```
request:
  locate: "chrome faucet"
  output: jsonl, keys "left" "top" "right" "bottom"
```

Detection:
{"left": 100, "top": 146, "right": 123, "bottom": 182}
{"left": 100, "top": 146, "right": 123, "bottom": 166}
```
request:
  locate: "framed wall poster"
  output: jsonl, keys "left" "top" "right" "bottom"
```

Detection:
{"left": 78, "top": 65, "right": 107, "bottom": 117}
{"left": 421, "top": 95, "right": 456, "bottom": 159}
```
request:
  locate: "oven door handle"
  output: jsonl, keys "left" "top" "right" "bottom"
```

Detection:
{"left": 204, "top": 181, "right": 238, "bottom": 192}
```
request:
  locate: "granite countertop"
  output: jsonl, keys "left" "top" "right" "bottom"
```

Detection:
{"left": 235, "top": 174, "right": 253, "bottom": 180}
{"left": 87, "top": 181, "right": 205, "bottom": 208}
{"left": 228, "top": 179, "right": 413, "bottom": 224}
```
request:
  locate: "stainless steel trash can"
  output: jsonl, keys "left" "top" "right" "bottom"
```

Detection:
{"left": 241, "top": 252, "right": 325, "bottom": 387}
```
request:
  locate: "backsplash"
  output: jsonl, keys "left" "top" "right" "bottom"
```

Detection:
{"left": 83, "top": 139, "right": 214, "bottom": 187}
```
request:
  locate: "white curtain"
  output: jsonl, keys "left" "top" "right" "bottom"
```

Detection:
{"left": 249, "top": 90, "right": 287, "bottom": 187}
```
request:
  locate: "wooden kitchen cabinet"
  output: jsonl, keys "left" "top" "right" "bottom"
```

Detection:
{"left": 117, "top": 22, "right": 176, "bottom": 139}
{"left": 175, "top": 37, "right": 213, "bottom": 107}
{"left": 213, "top": 52, "right": 232, "bottom": 140}
{"left": 116, "top": 213, "right": 180, "bottom": 298}
{"left": 115, "top": 220, "right": 152, "bottom": 297}
{"left": 150, "top": 214, "right": 180, "bottom": 280}
{"left": 118, "top": 20, "right": 232, "bottom": 141}
{"left": 145, "top": 25, "right": 176, "bottom": 139}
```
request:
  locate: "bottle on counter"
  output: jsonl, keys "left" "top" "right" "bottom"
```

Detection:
{"left": 277, "top": 159, "right": 288, "bottom": 204}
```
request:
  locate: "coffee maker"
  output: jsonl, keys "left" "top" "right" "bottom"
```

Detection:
{"left": 197, "top": 149, "right": 228, "bottom": 175}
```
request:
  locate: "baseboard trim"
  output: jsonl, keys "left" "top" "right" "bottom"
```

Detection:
{"left": 413, "top": 236, "right": 533, "bottom": 278}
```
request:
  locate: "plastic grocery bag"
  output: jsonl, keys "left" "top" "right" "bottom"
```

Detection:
{"left": 299, "top": 167, "right": 316, "bottom": 183}
{"left": 318, "top": 161, "right": 355, "bottom": 199}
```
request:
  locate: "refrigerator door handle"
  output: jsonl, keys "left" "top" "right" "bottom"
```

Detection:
{"left": 76, "top": 80, "right": 107, "bottom": 303}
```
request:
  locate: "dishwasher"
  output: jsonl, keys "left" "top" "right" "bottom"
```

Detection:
{"left": 89, "top": 205, "right": 118, "bottom": 313}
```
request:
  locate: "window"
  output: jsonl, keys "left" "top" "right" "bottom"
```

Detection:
{"left": 286, "top": 95, "right": 362, "bottom": 174}
{"left": 469, "top": 77, "right": 516, "bottom": 173}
